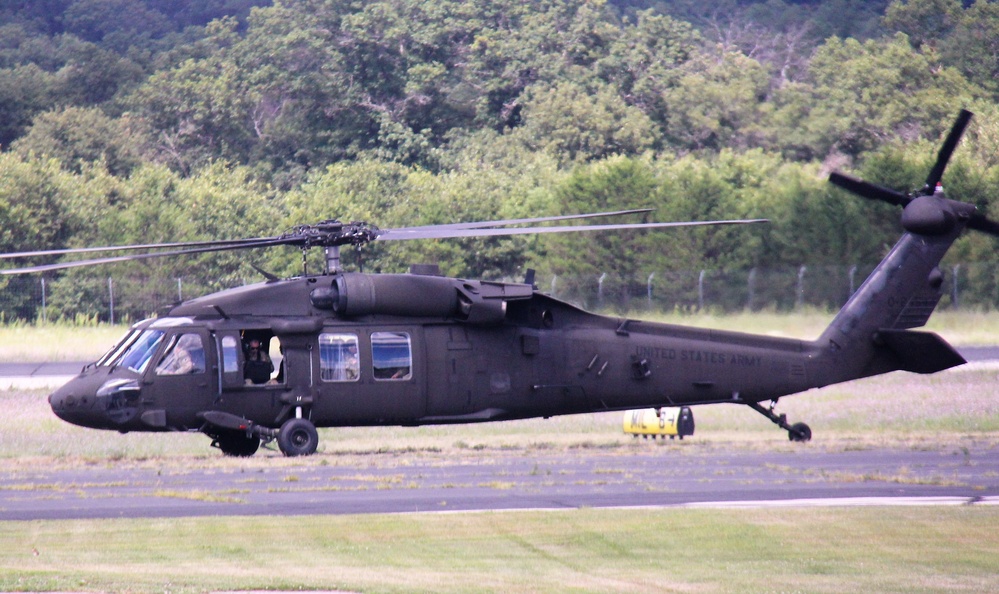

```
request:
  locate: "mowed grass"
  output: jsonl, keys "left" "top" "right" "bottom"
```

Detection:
{"left": 0, "top": 323, "right": 125, "bottom": 362}
{"left": 2, "top": 507, "right": 998, "bottom": 593}
{"left": 2, "top": 314, "right": 999, "bottom": 593}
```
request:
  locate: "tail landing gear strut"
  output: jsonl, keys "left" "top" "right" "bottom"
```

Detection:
{"left": 745, "top": 399, "right": 811, "bottom": 442}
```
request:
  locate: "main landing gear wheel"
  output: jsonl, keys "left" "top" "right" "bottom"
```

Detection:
{"left": 745, "top": 399, "right": 812, "bottom": 443}
{"left": 277, "top": 417, "right": 319, "bottom": 456}
{"left": 212, "top": 430, "right": 261, "bottom": 457}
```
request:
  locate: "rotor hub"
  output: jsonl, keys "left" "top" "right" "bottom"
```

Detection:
{"left": 284, "top": 220, "right": 381, "bottom": 249}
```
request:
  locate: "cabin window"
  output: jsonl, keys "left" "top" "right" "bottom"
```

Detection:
{"left": 221, "top": 336, "right": 239, "bottom": 374}
{"left": 371, "top": 332, "right": 412, "bottom": 381}
{"left": 320, "top": 333, "right": 359, "bottom": 382}
{"left": 155, "top": 333, "right": 206, "bottom": 375}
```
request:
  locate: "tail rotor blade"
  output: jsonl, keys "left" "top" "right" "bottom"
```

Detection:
{"left": 829, "top": 172, "right": 911, "bottom": 206}
{"left": 924, "top": 109, "right": 973, "bottom": 193}
{"left": 966, "top": 213, "right": 999, "bottom": 238}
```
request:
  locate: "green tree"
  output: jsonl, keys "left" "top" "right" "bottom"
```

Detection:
{"left": 882, "top": 0, "right": 962, "bottom": 49}
{"left": 940, "top": 0, "right": 999, "bottom": 96}
{"left": 0, "top": 153, "right": 115, "bottom": 320}
{"left": 0, "top": 64, "right": 57, "bottom": 147}
{"left": 12, "top": 106, "right": 150, "bottom": 175}
{"left": 46, "top": 162, "right": 280, "bottom": 320}
{"left": 126, "top": 18, "right": 252, "bottom": 174}
{"left": 511, "top": 80, "right": 658, "bottom": 163}
{"left": 536, "top": 156, "right": 660, "bottom": 279}
{"left": 597, "top": 9, "right": 699, "bottom": 112}
{"left": 661, "top": 50, "right": 770, "bottom": 152}
{"left": 770, "top": 34, "right": 975, "bottom": 161}
{"left": 462, "top": 0, "right": 621, "bottom": 129}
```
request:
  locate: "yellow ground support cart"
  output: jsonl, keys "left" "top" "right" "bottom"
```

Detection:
{"left": 623, "top": 407, "right": 695, "bottom": 440}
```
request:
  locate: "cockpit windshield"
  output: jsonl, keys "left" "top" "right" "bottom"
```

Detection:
{"left": 108, "top": 329, "right": 166, "bottom": 373}
{"left": 96, "top": 329, "right": 139, "bottom": 367}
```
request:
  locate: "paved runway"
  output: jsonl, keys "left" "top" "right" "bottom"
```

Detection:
{"left": 2, "top": 443, "right": 997, "bottom": 520}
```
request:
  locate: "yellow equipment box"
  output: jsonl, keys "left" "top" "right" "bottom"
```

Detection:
{"left": 623, "top": 407, "right": 694, "bottom": 439}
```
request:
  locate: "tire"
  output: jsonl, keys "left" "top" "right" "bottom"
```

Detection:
{"left": 213, "top": 430, "right": 260, "bottom": 457}
{"left": 788, "top": 422, "right": 812, "bottom": 442}
{"left": 277, "top": 418, "right": 319, "bottom": 456}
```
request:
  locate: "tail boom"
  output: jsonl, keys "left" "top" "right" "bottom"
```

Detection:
{"left": 812, "top": 200, "right": 973, "bottom": 386}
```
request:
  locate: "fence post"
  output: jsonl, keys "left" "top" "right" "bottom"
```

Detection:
{"left": 747, "top": 267, "right": 756, "bottom": 310}
{"left": 40, "top": 278, "right": 47, "bottom": 324}
{"left": 108, "top": 277, "right": 115, "bottom": 325}
{"left": 177, "top": 278, "right": 183, "bottom": 302}
{"left": 848, "top": 265, "right": 857, "bottom": 297}
{"left": 550, "top": 275, "right": 557, "bottom": 297}
{"left": 698, "top": 270, "right": 705, "bottom": 311}
{"left": 952, "top": 264, "right": 960, "bottom": 310}
{"left": 647, "top": 273, "right": 654, "bottom": 310}
{"left": 597, "top": 273, "right": 606, "bottom": 308}
{"left": 796, "top": 266, "right": 807, "bottom": 310}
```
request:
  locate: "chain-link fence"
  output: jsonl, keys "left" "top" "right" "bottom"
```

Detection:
{"left": 531, "top": 263, "right": 988, "bottom": 313}
{"left": 3, "top": 263, "right": 998, "bottom": 324}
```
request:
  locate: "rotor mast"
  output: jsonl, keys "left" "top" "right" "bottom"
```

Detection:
{"left": 325, "top": 246, "right": 341, "bottom": 274}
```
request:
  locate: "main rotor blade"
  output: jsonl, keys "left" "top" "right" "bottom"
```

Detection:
{"left": 829, "top": 172, "right": 911, "bottom": 207}
{"left": 925, "top": 109, "right": 973, "bottom": 193}
{"left": 389, "top": 209, "right": 654, "bottom": 233}
{"left": 0, "top": 237, "right": 274, "bottom": 260}
{"left": 0, "top": 238, "right": 288, "bottom": 275}
{"left": 377, "top": 219, "right": 768, "bottom": 241}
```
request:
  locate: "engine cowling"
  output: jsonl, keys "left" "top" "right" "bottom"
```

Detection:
{"left": 309, "top": 273, "right": 532, "bottom": 324}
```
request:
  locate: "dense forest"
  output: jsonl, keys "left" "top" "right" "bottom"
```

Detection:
{"left": 2, "top": 0, "right": 999, "bottom": 321}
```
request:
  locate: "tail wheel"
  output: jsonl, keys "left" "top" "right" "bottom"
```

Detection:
{"left": 277, "top": 418, "right": 319, "bottom": 456}
{"left": 788, "top": 422, "right": 812, "bottom": 442}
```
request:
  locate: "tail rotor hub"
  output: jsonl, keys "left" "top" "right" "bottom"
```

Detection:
{"left": 829, "top": 110, "right": 999, "bottom": 240}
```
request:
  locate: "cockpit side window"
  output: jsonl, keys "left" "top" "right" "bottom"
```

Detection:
{"left": 155, "top": 333, "right": 206, "bottom": 375}
{"left": 371, "top": 332, "right": 412, "bottom": 381}
{"left": 320, "top": 333, "right": 360, "bottom": 382}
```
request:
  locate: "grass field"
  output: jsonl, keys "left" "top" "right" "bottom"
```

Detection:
{"left": 2, "top": 507, "right": 998, "bottom": 593}
{"left": 1, "top": 315, "right": 998, "bottom": 592}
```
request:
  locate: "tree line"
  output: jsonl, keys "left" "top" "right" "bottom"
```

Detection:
{"left": 2, "top": 0, "right": 999, "bottom": 321}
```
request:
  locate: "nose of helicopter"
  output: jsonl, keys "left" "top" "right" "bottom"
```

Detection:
{"left": 49, "top": 373, "right": 146, "bottom": 430}
{"left": 49, "top": 376, "right": 132, "bottom": 430}
{"left": 48, "top": 384, "right": 102, "bottom": 427}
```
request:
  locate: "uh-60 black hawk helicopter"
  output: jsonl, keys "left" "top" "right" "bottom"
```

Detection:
{"left": 2, "top": 110, "right": 994, "bottom": 457}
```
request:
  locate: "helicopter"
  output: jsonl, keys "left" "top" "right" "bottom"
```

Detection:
{"left": 1, "top": 110, "right": 993, "bottom": 457}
